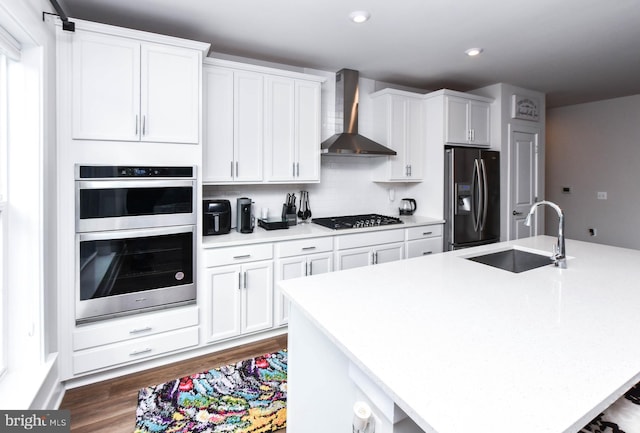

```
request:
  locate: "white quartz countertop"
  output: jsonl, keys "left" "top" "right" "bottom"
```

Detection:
{"left": 280, "top": 236, "right": 640, "bottom": 433}
{"left": 201, "top": 215, "right": 444, "bottom": 248}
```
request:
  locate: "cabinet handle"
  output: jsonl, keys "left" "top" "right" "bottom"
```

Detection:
{"left": 142, "top": 115, "right": 147, "bottom": 136}
{"left": 372, "top": 251, "right": 378, "bottom": 265}
{"left": 233, "top": 254, "right": 251, "bottom": 259}
{"left": 238, "top": 272, "right": 241, "bottom": 290}
{"left": 304, "top": 261, "right": 309, "bottom": 277}
{"left": 236, "top": 161, "right": 239, "bottom": 177}
{"left": 309, "top": 261, "right": 313, "bottom": 275}
{"left": 230, "top": 161, "right": 234, "bottom": 177}
{"left": 129, "top": 348, "right": 152, "bottom": 357}
{"left": 301, "top": 246, "right": 316, "bottom": 251}
{"left": 244, "top": 271, "right": 248, "bottom": 289}
{"left": 296, "top": 162, "right": 300, "bottom": 177}
{"left": 129, "top": 326, "right": 152, "bottom": 334}
{"left": 422, "top": 251, "right": 433, "bottom": 255}
{"left": 135, "top": 115, "right": 139, "bottom": 135}
{"left": 292, "top": 163, "right": 296, "bottom": 177}
{"left": 423, "top": 231, "right": 433, "bottom": 236}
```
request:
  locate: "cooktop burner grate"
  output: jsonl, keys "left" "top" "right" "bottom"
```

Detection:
{"left": 312, "top": 214, "right": 403, "bottom": 230}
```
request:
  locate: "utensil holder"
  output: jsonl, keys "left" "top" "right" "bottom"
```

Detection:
{"left": 282, "top": 204, "right": 297, "bottom": 226}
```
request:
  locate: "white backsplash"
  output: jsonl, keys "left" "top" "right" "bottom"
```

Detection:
{"left": 203, "top": 156, "right": 415, "bottom": 220}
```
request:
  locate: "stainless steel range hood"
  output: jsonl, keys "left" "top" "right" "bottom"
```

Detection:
{"left": 321, "top": 69, "right": 396, "bottom": 156}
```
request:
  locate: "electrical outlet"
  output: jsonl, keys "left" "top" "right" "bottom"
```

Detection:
{"left": 597, "top": 192, "right": 607, "bottom": 200}
{"left": 588, "top": 228, "right": 597, "bottom": 236}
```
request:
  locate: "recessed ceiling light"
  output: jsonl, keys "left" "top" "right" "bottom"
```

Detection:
{"left": 465, "top": 48, "right": 484, "bottom": 57}
{"left": 349, "top": 10, "right": 371, "bottom": 24}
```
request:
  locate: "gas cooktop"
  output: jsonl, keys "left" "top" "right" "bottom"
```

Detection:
{"left": 312, "top": 214, "right": 403, "bottom": 230}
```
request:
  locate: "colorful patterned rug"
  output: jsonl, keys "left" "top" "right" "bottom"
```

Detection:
{"left": 134, "top": 350, "right": 287, "bottom": 433}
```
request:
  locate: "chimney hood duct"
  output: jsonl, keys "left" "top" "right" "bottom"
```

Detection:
{"left": 321, "top": 69, "right": 396, "bottom": 156}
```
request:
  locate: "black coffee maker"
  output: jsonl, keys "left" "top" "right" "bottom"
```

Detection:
{"left": 236, "top": 197, "right": 254, "bottom": 233}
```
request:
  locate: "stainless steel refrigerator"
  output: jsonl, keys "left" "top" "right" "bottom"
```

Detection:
{"left": 444, "top": 146, "right": 500, "bottom": 250}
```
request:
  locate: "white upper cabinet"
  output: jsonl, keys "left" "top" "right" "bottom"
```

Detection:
{"left": 445, "top": 95, "right": 491, "bottom": 146}
{"left": 203, "top": 58, "right": 324, "bottom": 185}
{"left": 264, "top": 76, "right": 321, "bottom": 183}
{"left": 371, "top": 89, "right": 425, "bottom": 182}
{"left": 71, "top": 29, "right": 202, "bottom": 144}
{"left": 203, "top": 66, "right": 264, "bottom": 183}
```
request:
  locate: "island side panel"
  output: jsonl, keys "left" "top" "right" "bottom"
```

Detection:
{"left": 288, "top": 305, "right": 357, "bottom": 432}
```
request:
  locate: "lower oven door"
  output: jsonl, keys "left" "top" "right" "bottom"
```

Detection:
{"left": 76, "top": 225, "right": 196, "bottom": 323}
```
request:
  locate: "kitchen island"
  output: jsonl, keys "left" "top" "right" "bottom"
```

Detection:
{"left": 279, "top": 236, "right": 640, "bottom": 433}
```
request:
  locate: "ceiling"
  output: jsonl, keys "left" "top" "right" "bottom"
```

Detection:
{"left": 58, "top": 0, "right": 640, "bottom": 108}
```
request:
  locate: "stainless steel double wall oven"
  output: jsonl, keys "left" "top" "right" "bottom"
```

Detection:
{"left": 75, "top": 165, "right": 196, "bottom": 323}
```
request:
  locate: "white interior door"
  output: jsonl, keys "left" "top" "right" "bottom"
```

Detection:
{"left": 509, "top": 127, "right": 540, "bottom": 239}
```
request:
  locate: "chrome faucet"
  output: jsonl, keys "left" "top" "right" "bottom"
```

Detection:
{"left": 524, "top": 200, "right": 567, "bottom": 268}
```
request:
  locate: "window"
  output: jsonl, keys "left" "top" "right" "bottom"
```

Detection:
{"left": 0, "top": 24, "right": 21, "bottom": 381}
{"left": 0, "top": 52, "right": 6, "bottom": 380}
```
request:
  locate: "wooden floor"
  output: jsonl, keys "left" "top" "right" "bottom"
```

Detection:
{"left": 60, "top": 335, "right": 288, "bottom": 433}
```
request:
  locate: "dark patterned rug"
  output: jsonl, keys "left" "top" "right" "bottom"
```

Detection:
{"left": 580, "top": 382, "right": 640, "bottom": 433}
{"left": 134, "top": 350, "right": 287, "bottom": 433}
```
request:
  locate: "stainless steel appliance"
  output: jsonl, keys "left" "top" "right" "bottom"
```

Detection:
{"left": 312, "top": 214, "right": 403, "bottom": 230}
{"left": 399, "top": 198, "right": 417, "bottom": 215}
{"left": 444, "top": 147, "right": 500, "bottom": 250}
{"left": 236, "top": 197, "right": 254, "bottom": 233}
{"left": 75, "top": 165, "right": 196, "bottom": 323}
{"left": 321, "top": 69, "right": 396, "bottom": 156}
{"left": 203, "top": 199, "right": 231, "bottom": 235}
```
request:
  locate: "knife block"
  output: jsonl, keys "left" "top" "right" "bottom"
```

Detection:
{"left": 281, "top": 204, "right": 297, "bottom": 226}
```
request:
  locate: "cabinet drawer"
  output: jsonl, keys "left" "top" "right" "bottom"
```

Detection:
{"left": 275, "top": 236, "right": 333, "bottom": 258}
{"left": 407, "top": 237, "right": 443, "bottom": 258}
{"left": 406, "top": 224, "right": 443, "bottom": 240}
{"left": 73, "top": 326, "right": 199, "bottom": 375}
{"left": 336, "top": 229, "right": 404, "bottom": 250}
{"left": 73, "top": 306, "right": 198, "bottom": 351}
{"left": 203, "top": 243, "right": 273, "bottom": 267}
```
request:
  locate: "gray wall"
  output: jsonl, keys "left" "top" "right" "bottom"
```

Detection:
{"left": 546, "top": 94, "right": 640, "bottom": 249}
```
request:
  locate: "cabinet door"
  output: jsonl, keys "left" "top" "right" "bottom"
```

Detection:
{"left": 469, "top": 101, "right": 490, "bottom": 145}
{"left": 203, "top": 67, "right": 235, "bottom": 182}
{"left": 205, "top": 265, "right": 241, "bottom": 342}
{"left": 241, "top": 261, "right": 273, "bottom": 334}
{"left": 234, "top": 71, "right": 264, "bottom": 182}
{"left": 336, "top": 246, "right": 372, "bottom": 271}
{"left": 72, "top": 31, "right": 140, "bottom": 141}
{"left": 388, "top": 95, "right": 409, "bottom": 180}
{"left": 308, "top": 252, "right": 333, "bottom": 276}
{"left": 295, "top": 80, "right": 321, "bottom": 182}
{"left": 141, "top": 43, "right": 200, "bottom": 143}
{"left": 445, "top": 96, "right": 470, "bottom": 144}
{"left": 264, "top": 76, "right": 296, "bottom": 181}
{"left": 375, "top": 242, "right": 405, "bottom": 264}
{"left": 274, "top": 256, "right": 306, "bottom": 326}
{"left": 406, "top": 98, "right": 424, "bottom": 180}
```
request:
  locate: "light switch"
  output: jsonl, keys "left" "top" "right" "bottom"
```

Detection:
{"left": 597, "top": 192, "right": 607, "bottom": 200}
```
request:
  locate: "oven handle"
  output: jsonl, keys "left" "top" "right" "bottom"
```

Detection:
{"left": 78, "top": 224, "right": 195, "bottom": 242}
{"left": 77, "top": 179, "right": 195, "bottom": 189}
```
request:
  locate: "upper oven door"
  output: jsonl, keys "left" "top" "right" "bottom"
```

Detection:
{"left": 76, "top": 179, "right": 196, "bottom": 232}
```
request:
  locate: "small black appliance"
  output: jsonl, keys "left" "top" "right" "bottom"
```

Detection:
{"left": 237, "top": 197, "right": 254, "bottom": 233}
{"left": 203, "top": 199, "right": 231, "bottom": 235}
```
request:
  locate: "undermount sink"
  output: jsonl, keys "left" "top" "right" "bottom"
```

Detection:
{"left": 466, "top": 248, "right": 553, "bottom": 273}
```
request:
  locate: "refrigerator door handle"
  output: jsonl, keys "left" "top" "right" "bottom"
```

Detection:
{"left": 480, "top": 158, "right": 489, "bottom": 231}
{"left": 471, "top": 159, "right": 481, "bottom": 232}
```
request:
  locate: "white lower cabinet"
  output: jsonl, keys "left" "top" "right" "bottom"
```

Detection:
{"left": 71, "top": 305, "right": 199, "bottom": 375}
{"left": 406, "top": 224, "right": 444, "bottom": 258}
{"left": 274, "top": 237, "right": 333, "bottom": 326}
{"left": 203, "top": 244, "right": 274, "bottom": 343}
{"left": 335, "top": 229, "right": 405, "bottom": 271}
